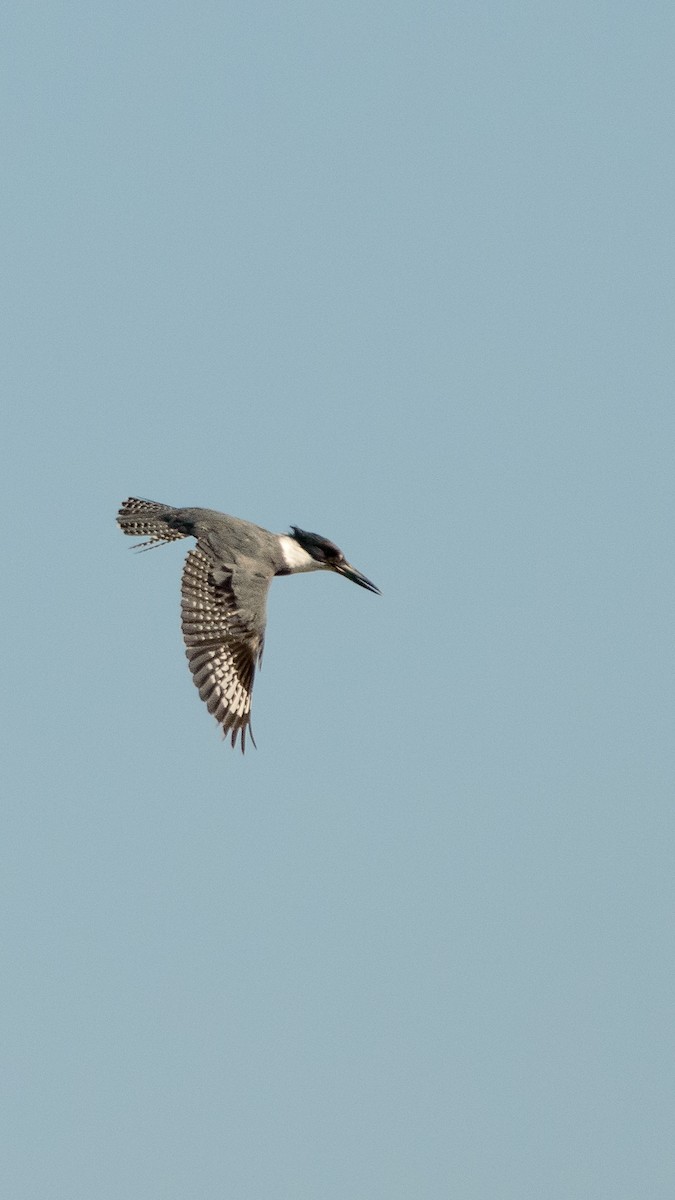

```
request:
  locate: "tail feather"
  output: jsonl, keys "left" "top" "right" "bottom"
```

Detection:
{"left": 117, "top": 497, "right": 187, "bottom": 550}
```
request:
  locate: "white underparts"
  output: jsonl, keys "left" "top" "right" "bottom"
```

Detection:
{"left": 279, "top": 535, "right": 325, "bottom": 573}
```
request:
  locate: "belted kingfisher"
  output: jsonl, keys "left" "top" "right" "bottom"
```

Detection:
{"left": 117, "top": 497, "right": 380, "bottom": 751}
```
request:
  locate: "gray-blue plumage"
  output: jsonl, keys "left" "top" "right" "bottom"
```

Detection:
{"left": 117, "top": 497, "right": 380, "bottom": 751}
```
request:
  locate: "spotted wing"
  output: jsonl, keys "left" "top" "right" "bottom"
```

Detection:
{"left": 180, "top": 548, "right": 266, "bottom": 752}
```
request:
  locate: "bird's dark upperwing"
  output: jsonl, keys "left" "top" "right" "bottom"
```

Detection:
{"left": 180, "top": 548, "right": 268, "bottom": 752}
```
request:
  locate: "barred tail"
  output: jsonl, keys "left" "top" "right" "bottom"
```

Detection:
{"left": 117, "top": 497, "right": 188, "bottom": 550}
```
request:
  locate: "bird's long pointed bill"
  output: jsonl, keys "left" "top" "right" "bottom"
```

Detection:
{"left": 335, "top": 562, "right": 381, "bottom": 594}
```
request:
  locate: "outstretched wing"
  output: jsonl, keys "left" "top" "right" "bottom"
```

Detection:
{"left": 180, "top": 548, "right": 267, "bottom": 752}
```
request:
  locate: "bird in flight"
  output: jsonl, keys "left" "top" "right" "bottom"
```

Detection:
{"left": 117, "top": 497, "right": 380, "bottom": 751}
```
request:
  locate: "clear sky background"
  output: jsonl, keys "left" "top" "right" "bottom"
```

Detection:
{"left": 3, "top": 2, "right": 674, "bottom": 1197}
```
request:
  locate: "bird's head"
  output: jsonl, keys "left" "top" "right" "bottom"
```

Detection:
{"left": 289, "top": 527, "right": 381, "bottom": 594}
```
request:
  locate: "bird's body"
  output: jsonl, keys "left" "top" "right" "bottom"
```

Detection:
{"left": 117, "top": 497, "right": 380, "bottom": 750}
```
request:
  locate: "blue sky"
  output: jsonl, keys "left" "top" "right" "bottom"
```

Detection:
{"left": 3, "top": 2, "right": 675, "bottom": 1197}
